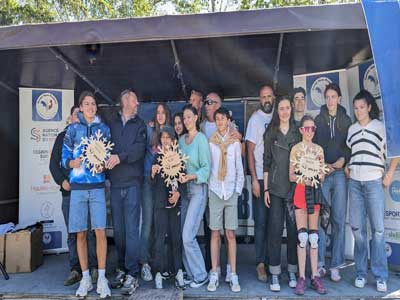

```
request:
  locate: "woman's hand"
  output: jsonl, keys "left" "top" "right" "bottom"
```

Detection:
{"left": 151, "top": 164, "right": 161, "bottom": 179}
{"left": 168, "top": 191, "right": 180, "bottom": 207}
{"left": 179, "top": 174, "right": 196, "bottom": 183}
{"left": 69, "top": 158, "right": 81, "bottom": 169}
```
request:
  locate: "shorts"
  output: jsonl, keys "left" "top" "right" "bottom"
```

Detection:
{"left": 293, "top": 184, "right": 320, "bottom": 212}
{"left": 69, "top": 188, "right": 107, "bottom": 233}
{"left": 208, "top": 191, "right": 238, "bottom": 231}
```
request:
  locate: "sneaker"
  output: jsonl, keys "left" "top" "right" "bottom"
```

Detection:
{"left": 183, "top": 275, "right": 193, "bottom": 286}
{"left": 289, "top": 272, "right": 297, "bottom": 288}
{"left": 230, "top": 273, "right": 241, "bottom": 293}
{"left": 64, "top": 270, "right": 82, "bottom": 286}
{"left": 376, "top": 279, "right": 387, "bottom": 292}
{"left": 216, "top": 266, "right": 221, "bottom": 277}
{"left": 155, "top": 272, "right": 163, "bottom": 289}
{"left": 270, "top": 275, "right": 281, "bottom": 292}
{"left": 207, "top": 272, "right": 219, "bottom": 292}
{"left": 75, "top": 277, "right": 93, "bottom": 297}
{"left": 141, "top": 263, "right": 153, "bottom": 281}
{"left": 318, "top": 266, "right": 327, "bottom": 278}
{"left": 91, "top": 268, "right": 98, "bottom": 284}
{"left": 354, "top": 276, "right": 366, "bottom": 288}
{"left": 121, "top": 275, "right": 139, "bottom": 295}
{"left": 311, "top": 276, "right": 327, "bottom": 294}
{"left": 225, "top": 264, "right": 232, "bottom": 283}
{"left": 256, "top": 263, "right": 268, "bottom": 282}
{"left": 190, "top": 276, "right": 209, "bottom": 288}
{"left": 330, "top": 268, "right": 341, "bottom": 282}
{"left": 161, "top": 271, "right": 172, "bottom": 279}
{"left": 111, "top": 269, "right": 126, "bottom": 289}
{"left": 96, "top": 277, "right": 111, "bottom": 299}
{"left": 295, "top": 277, "right": 306, "bottom": 295}
{"left": 175, "top": 269, "right": 186, "bottom": 290}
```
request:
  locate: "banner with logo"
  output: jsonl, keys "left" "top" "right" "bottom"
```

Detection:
{"left": 19, "top": 88, "right": 74, "bottom": 253}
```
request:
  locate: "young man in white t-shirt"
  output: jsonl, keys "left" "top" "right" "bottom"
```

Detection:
{"left": 245, "top": 85, "right": 274, "bottom": 282}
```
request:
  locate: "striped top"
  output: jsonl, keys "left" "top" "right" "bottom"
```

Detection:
{"left": 346, "top": 119, "right": 386, "bottom": 181}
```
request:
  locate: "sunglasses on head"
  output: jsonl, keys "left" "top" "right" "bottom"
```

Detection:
{"left": 204, "top": 99, "right": 218, "bottom": 105}
{"left": 300, "top": 126, "right": 316, "bottom": 133}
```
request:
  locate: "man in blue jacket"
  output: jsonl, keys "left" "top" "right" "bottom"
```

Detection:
{"left": 106, "top": 89, "right": 147, "bottom": 295}
{"left": 314, "top": 83, "right": 352, "bottom": 283}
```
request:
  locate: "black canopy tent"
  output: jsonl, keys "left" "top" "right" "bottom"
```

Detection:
{"left": 0, "top": 3, "right": 371, "bottom": 222}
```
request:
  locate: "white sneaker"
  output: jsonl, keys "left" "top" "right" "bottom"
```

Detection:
{"left": 270, "top": 275, "right": 281, "bottom": 292}
{"left": 318, "top": 266, "right": 327, "bottom": 278}
{"left": 155, "top": 272, "right": 163, "bottom": 289}
{"left": 225, "top": 264, "right": 231, "bottom": 283}
{"left": 175, "top": 269, "right": 185, "bottom": 290}
{"left": 354, "top": 276, "right": 366, "bottom": 288}
{"left": 330, "top": 268, "right": 341, "bottom": 282}
{"left": 96, "top": 277, "right": 111, "bottom": 299}
{"left": 376, "top": 280, "right": 387, "bottom": 292}
{"left": 121, "top": 275, "right": 139, "bottom": 295}
{"left": 75, "top": 276, "right": 93, "bottom": 297}
{"left": 230, "top": 273, "right": 241, "bottom": 293}
{"left": 288, "top": 272, "right": 297, "bottom": 288}
{"left": 141, "top": 263, "right": 153, "bottom": 281}
{"left": 207, "top": 272, "right": 219, "bottom": 292}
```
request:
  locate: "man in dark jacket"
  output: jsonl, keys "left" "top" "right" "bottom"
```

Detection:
{"left": 49, "top": 105, "right": 97, "bottom": 286}
{"left": 314, "top": 83, "right": 352, "bottom": 282}
{"left": 106, "top": 89, "right": 147, "bottom": 295}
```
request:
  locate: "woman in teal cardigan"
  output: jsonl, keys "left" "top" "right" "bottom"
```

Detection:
{"left": 179, "top": 104, "right": 211, "bottom": 288}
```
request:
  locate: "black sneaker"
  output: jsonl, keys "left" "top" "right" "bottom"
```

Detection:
{"left": 121, "top": 275, "right": 139, "bottom": 295}
{"left": 64, "top": 270, "right": 82, "bottom": 286}
{"left": 111, "top": 269, "right": 126, "bottom": 289}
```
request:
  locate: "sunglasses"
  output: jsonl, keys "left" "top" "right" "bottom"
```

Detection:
{"left": 300, "top": 126, "right": 317, "bottom": 133}
{"left": 204, "top": 99, "right": 218, "bottom": 106}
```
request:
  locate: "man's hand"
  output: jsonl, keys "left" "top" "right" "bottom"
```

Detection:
{"left": 344, "top": 165, "right": 350, "bottom": 178}
{"left": 106, "top": 154, "right": 120, "bottom": 170}
{"left": 168, "top": 191, "right": 180, "bottom": 206}
{"left": 264, "top": 191, "right": 271, "bottom": 208}
{"left": 229, "top": 129, "right": 242, "bottom": 141}
{"left": 61, "top": 180, "right": 71, "bottom": 191}
{"left": 383, "top": 172, "right": 394, "bottom": 188}
{"left": 252, "top": 179, "right": 260, "bottom": 198}
{"left": 69, "top": 158, "right": 81, "bottom": 169}
{"left": 151, "top": 164, "right": 161, "bottom": 179}
{"left": 332, "top": 157, "right": 345, "bottom": 169}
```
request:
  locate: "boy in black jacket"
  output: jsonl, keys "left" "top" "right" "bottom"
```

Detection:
{"left": 49, "top": 105, "right": 97, "bottom": 286}
{"left": 151, "top": 125, "right": 185, "bottom": 290}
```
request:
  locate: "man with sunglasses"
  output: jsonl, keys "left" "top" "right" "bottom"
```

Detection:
{"left": 245, "top": 85, "right": 275, "bottom": 282}
{"left": 314, "top": 83, "right": 352, "bottom": 282}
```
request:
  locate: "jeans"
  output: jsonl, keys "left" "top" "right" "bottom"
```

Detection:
{"left": 153, "top": 206, "right": 182, "bottom": 274}
{"left": 111, "top": 185, "right": 141, "bottom": 276}
{"left": 349, "top": 178, "right": 388, "bottom": 280}
{"left": 62, "top": 195, "right": 97, "bottom": 271}
{"left": 140, "top": 177, "right": 154, "bottom": 263}
{"left": 181, "top": 182, "right": 208, "bottom": 282}
{"left": 267, "top": 194, "right": 298, "bottom": 275}
{"left": 253, "top": 180, "right": 269, "bottom": 265}
{"left": 318, "top": 170, "right": 348, "bottom": 269}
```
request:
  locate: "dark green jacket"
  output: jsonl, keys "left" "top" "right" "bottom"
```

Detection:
{"left": 263, "top": 125, "right": 301, "bottom": 198}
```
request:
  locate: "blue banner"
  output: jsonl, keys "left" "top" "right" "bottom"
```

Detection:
{"left": 362, "top": 0, "right": 400, "bottom": 157}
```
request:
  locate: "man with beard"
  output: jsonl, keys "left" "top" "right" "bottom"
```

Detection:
{"left": 245, "top": 85, "right": 274, "bottom": 282}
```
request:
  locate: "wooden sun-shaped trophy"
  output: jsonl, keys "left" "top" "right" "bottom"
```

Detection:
{"left": 80, "top": 129, "right": 114, "bottom": 175}
{"left": 157, "top": 141, "right": 188, "bottom": 189}
{"left": 291, "top": 143, "right": 330, "bottom": 188}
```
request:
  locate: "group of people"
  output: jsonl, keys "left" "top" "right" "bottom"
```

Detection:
{"left": 49, "top": 84, "right": 399, "bottom": 298}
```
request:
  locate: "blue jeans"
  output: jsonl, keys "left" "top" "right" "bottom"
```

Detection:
{"left": 62, "top": 195, "right": 97, "bottom": 271}
{"left": 181, "top": 182, "right": 208, "bottom": 282}
{"left": 140, "top": 177, "right": 154, "bottom": 263}
{"left": 253, "top": 180, "right": 269, "bottom": 265}
{"left": 318, "top": 170, "right": 347, "bottom": 269}
{"left": 349, "top": 178, "right": 388, "bottom": 280}
{"left": 111, "top": 185, "right": 141, "bottom": 276}
{"left": 69, "top": 189, "right": 107, "bottom": 233}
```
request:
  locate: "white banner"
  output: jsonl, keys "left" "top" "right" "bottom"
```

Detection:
{"left": 19, "top": 88, "right": 74, "bottom": 253}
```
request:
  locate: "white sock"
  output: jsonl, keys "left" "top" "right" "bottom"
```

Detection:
{"left": 82, "top": 270, "right": 90, "bottom": 279}
{"left": 98, "top": 269, "right": 106, "bottom": 279}
{"left": 226, "top": 264, "right": 231, "bottom": 273}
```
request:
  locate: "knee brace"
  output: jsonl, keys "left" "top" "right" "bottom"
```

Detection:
{"left": 297, "top": 228, "right": 308, "bottom": 248}
{"left": 308, "top": 229, "right": 319, "bottom": 249}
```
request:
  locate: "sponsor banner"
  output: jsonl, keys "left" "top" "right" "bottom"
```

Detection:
{"left": 362, "top": 0, "right": 400, "bottom": 157}
{"left": 19, "top": 88, "right": 74, "bottom": 253}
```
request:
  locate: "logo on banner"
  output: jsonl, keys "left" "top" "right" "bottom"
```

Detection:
{"left": 306, "top": 73, "right": 339, "bottom": 111}
{"left": 389, "top": 180, "right": 400, "bottom": 202}
{"left": 32, "top": 90, "right": 62, "bottom": 121}
{"left": 362, "top": 64, "right": 381, "bottom": 99}
{"left": 41, "top": 201, "right": 55, "bottom": 219}
{"left": 30, "top": 128, "right": 41, "bottom": 142}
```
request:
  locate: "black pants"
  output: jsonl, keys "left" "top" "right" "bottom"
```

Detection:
{"left": 267, "top": 194, "right": 298, "bottom": 275}
{"left": 153, "top": 206, "right": 182, "bottom": 274}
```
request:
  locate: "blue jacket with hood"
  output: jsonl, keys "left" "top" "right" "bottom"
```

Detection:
{"left": 62, "top": 112, "right": 111, "bottom": 190}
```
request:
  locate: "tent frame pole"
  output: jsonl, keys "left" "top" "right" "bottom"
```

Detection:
{"left": 48, "top": 47, "right": 114, "bottom": 105}
{"left": 273, "top": 33, "right": 284, "bottom": 91}
{"left": 170, "top": 40, "right": 187, "bottom": 99}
